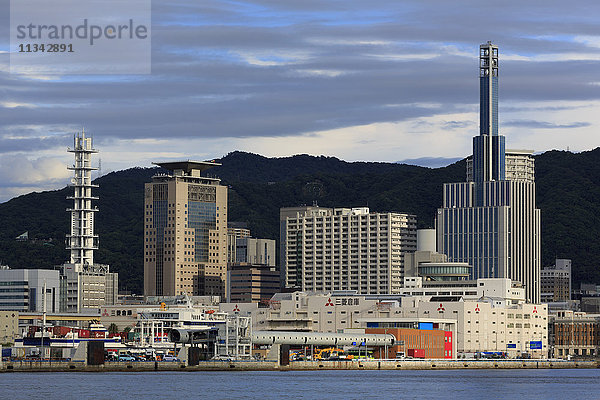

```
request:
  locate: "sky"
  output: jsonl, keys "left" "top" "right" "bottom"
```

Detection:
{"left": 1, "top": 0, "right": 600, "bottom": 202}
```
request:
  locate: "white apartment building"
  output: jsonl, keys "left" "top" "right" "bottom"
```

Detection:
{"left": 281, "top": 207, "right": 417, "bottom": 294}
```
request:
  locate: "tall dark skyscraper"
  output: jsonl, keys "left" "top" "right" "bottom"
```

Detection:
{"left": 473, "top": 41, "right": 505, "bottom": 187}
{"left": 437, "top": 42, "right": 541, "bottom": 303}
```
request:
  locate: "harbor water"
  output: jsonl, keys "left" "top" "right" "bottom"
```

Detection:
{"left": 2, "top": 369, "right": 600, "bottom": 399}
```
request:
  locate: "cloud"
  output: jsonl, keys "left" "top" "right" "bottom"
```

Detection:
{"left": 0, "top": 155, "right": 71, "bottom": 202}
{"left": 1, "top": 0, "right": 600, "bottom": 200}
{"left": 504, "top": 120, "right": 591, "bottom": 129}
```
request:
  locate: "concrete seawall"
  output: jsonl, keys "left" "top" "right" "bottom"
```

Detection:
{"left": 287, "top": 359, "right": 598, "bottom": 370}
{"left": 1, "top": 359, "right": 598, "bottom": 372}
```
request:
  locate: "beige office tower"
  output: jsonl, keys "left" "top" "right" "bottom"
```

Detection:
{"left": 281, "top": 206, "right": 417, "bottom": 294}
{"left": 144, "top": 161, "right": 228, "bottom": 298}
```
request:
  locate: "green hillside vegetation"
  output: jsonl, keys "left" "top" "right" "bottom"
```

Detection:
{"left": 0, "top": 149, "right": 598, "bottom": 294}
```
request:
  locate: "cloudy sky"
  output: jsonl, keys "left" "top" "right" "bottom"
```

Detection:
{"left": 1, "top": 0, "right": 600, "bottom": 202}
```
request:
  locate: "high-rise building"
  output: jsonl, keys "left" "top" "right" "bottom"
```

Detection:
{"left": 59, "top": 131, "right": 118, "bottom": 312}
{"left": 437, "top": 42, "right": 542, "bottom": 303}
{"left": 144, "top": 161, "right": 228, "bottom": 298}
{"left": 281, "top": 206, "right": 417, "bottom": 294}
{"left": 541, "top": 259, "right": 572, "bottom": 302}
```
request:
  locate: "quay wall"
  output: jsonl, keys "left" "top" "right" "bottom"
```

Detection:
{"left": 286, "top": 359, "right": 599, "bottom": 370}
{"left": 1, "top": 359, "right": 597, "bottom": 372}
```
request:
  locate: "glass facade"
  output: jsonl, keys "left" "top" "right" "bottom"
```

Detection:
{"left": 480, "top": 76, "right": 498, "bottom": 136}
{"left": 152, "top": 198, "right": 167, "bottom": 296}
{"left": 188, "top": 201, "right": 217, "bottom": 263}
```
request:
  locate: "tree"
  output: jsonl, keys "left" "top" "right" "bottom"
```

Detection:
{"left": 108, "top": 323, "right": 119, "bottom": 334}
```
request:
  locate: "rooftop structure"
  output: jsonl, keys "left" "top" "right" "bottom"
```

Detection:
{"left": 154, "top": 160, "right": 221, "bottom": 177}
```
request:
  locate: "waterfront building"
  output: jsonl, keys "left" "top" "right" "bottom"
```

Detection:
{"left": 100, "top": 295, "right": 221, "bottom": 332}
{"left": 366, "top": 326, "right": 454, "bottom": 359}
{"left": 143, "top": 160, "right": 228, "bottom": 298}
{"left": 0, "top": 311, "right": 19, "bottom": 343}
{"left": 281, "top": 206, "right": 417, "bottom": 294}
{"left": 437, "top": 42, "right": 541, "bottom": 303}
{"left": 250, "top": 287, "right": 547, "bottom": 358}
{"left": 541, "top": 259, "right": 572, "bottom": 303}
{"left": 550, "top": 310, "right": 600, "bottom": 358}
{"left": 58, "top": 131, "right": 118, "bottom": 313}
{"left": 0, "top": 268, "right": 60, "bottom": 313}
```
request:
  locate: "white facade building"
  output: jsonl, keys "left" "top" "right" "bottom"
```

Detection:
{"left": 243, "top": 285, "right": 547, "bottom": 358}
{"left": 0, "top": 269, "right": 60, "bottom": 313}
{"left": 281, "top": 207, "right": 417, "bottom": 294}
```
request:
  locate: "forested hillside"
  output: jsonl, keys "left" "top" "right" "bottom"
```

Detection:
{"left": 0, "top": 149, "right": 598, "bottom": 294}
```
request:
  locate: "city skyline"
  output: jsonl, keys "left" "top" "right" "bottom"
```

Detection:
{"left": 2, "top": 1, "right": 600, "bottom": 202}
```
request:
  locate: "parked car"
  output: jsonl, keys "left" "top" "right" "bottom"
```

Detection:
{"left": 211, "top": 354, "right": 233, "bottom": 361}
{"left": 162, "top": 355, "right": 178, "bottom": 362}
{"left": 118, "top": 355, "right": 136, "bottom": 362}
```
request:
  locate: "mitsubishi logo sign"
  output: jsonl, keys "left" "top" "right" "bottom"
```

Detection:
{"left": 475, "top": 304, "right": 480, "bottom": 312}
{"left": 325, "top": 298, "right": 334, "bottom": 306}
{"left": 437, "top": 303, "right": 445, "bottom": 312}
{"left": 233, "top": 304, "right": 240, "bottom": 312}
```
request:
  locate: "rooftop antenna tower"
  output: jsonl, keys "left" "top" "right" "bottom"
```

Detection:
{"left": 66, "top": 129, "right": 99, "bottom": 270}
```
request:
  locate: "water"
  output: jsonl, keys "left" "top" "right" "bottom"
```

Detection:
{"left": 1, "top": 369, "right": 599, "bottom": 399}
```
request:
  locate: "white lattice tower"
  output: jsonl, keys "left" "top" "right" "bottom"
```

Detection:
{"left": 66, "top": 130, "right": 99, "bottom": 269}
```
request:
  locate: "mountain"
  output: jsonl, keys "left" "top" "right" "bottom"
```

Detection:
{"left": 0, "top": 149, "right": 599, "bottom": 294}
